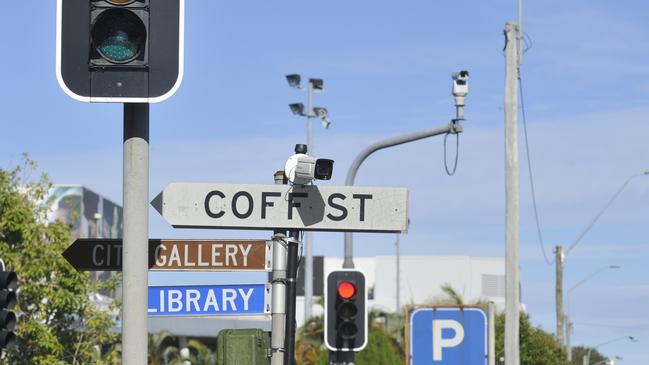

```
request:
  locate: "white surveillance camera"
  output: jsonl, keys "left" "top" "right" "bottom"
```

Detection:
{"left": 451, "top": 70, "right": 469, "bottom": 98}
{"left": 285, "top": 144, "right": 334, "bottom": 185}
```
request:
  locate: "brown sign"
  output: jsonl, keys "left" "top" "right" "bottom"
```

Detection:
{"left": 63, "top": 239, "right": 271, "bottom": 272}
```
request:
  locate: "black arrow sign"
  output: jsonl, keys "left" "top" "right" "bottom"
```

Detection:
{"left": 62, "top": 239, "right": 128, "bottom": 271}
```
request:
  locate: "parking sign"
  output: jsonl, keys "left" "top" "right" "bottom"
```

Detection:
{"left": 408, "top": 307, "right": 487, "bottom": 365}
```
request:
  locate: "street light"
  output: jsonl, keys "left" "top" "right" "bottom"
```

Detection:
{"left": 556, "top": 170, "right": 649, "bottom": 345}
{"left": 593, "top": 356, "right": 622, "bottom": 365}
{"left": 584, "top": 337, "right": 637, "bottom": 365}
{"left": 286, "top": 74, "right": 332, "bottom": 323}
{"left": 566, "top": 265, "right": 621, "bottom": 361}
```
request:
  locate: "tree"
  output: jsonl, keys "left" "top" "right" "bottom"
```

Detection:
{"left": 570, "top": 346, "right": 606, "bottom": 365}
{"left": 495, "top": 312, "right": 571, "bottom": 365}
{"left": 0, "top": 157, "right": 119, "bottom": 364}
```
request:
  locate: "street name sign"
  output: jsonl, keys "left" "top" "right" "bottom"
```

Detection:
{"left": 408, "top": 307, "right": 487, "bottom": 365}
{"left": 147, "top": 283, "right": 271, "bottom": 317}
{"left": 62, "top": 239, "right": 271, "bottom": 272}
{"left": 152, "top": 183, "right": 409, "bottom": 232}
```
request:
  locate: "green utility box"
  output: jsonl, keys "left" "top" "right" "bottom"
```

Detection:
{"left": 216, "top": 328, "right": 271, "bottom": 365}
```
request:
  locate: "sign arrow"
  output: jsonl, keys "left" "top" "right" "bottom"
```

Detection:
{"left": 152, "top": 182, "right": 409, "bottom": 232}
{"left": 63, "top": 239, "right": 271, "bottom": 272}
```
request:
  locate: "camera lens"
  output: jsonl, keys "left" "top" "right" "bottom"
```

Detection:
{"left": 314, "top": 159, "right": 334, "bottom": 180}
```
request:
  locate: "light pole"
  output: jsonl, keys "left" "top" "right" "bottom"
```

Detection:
{"left": 286, "top": 74, "right": 331, "bottom": 323}
{"left": 584, "top": 337, "right": 637, "bottom": 365}
{"left": 566, "top": 265, "right": 621, "bottom": 361}
{"left": 556, "top": 170, "right": 648, "bottom": 344}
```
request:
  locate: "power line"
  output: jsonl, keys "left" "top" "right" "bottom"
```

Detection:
{"left": 574, "top": 322, "right": 649, "bottom": 331}
{"left": 518, "top": 76, "right": 553, "bottom": 265}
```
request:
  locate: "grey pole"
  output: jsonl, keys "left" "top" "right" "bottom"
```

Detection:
{"left": 504, "top": 22, "right": 520, "bottom": 365}
{"left": 304, "top": 81, "right": 314, "bottom": 322}
{"left": 395, "top": 234, "right": 400, "bottom": 313}
{"left": 342, "top": 122, "right": 461, "bottom": 268}
{"left": 555, "top": 245, "right": 564, "bottom": 345}
{"left": 488, "top": 302, "right": 496, "bottom": 365}
{"left": 566, "top": 318, "right": 573, "bottom": 362}
{"left": 271, "top": 171, "right": 288, "bottom": 365}
{"left": 122, "top": 103, "right": 149, "bottom": 365}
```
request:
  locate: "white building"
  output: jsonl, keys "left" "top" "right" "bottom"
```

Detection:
{"left": 294, "top": 255, "right": 505, "bottom": 327}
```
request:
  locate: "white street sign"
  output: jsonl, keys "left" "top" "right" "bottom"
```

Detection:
{"left": 152, "top": 183, "right": 408, "bottom": 232}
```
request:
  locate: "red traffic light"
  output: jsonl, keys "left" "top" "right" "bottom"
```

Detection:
{"left": 337, "top": 281, "right": 356, "bottom": 299}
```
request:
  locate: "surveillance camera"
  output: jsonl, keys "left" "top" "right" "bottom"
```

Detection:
{"left": 285, "top": 146, "right": 334, "bottom": 185}
{"left": 451, "top": 70, "right": 469, "bottom": 97}
{"left": 320, "top": 119, "right": 331, "bottom": 129}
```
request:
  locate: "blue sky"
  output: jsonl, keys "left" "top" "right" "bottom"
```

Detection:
{"left": 2, "top": 0, "right": 649, "bottom": 362}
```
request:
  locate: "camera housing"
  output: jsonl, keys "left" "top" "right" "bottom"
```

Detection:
{"left": 451, "top": 70, "right": 469, "bottom": 98}
{"left": 285, "top": 147, "right": 334, "bottom": 185}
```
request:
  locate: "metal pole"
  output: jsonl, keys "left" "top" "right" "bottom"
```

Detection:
{"left": 555, "top": 245, "right": 564, "bottom": 345}
{"left": 396, "top": 234, "right": 400, "bottom": 313}
{"left": 504, "top": 22, "right": 520, "bottom": 365}
{"left": 342, "top": 122, "right": 460, "bottom": 268}
{"left": 567, "top": 318, "right": 573, "bottom": 362}
{"left": 122, "top": 103, "right": 149, "bottom": 365}
{"left": 284, "top": 230, "right": 301, "bottom": 365}
{"left": 304, "top": 81, "right": 314, "bottom": 322}
{"left": 271, "top": 171, "right": 288, "bottom": 365}
{"left": 488, "top": 302, "right": 496, "bottom": 365}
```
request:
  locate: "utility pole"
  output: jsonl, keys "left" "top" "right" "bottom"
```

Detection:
{"left": 395, "top": 234, "right": 400, "bottom": 313}
{"left": 504, "top": 22, "right": 520, "bottom": 365}
{"left": 555, "top": 245, "right": 564, "bottom": 345}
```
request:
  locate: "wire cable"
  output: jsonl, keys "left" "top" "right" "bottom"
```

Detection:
{"left": 519, "top": 76, "right": 553, "bottom": 265}
{"left": 443, "top": 131, "right": 460, "bottom": 176}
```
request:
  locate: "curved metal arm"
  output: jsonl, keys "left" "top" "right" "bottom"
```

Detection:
{"left": 342, "top": 122, "right": 462, "bottom": 268}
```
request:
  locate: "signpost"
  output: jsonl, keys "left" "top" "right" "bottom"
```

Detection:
{"left": 408, "top": 307, "right": 487, "bottom": 365}
{"left": 152, "top": 183, "right": 409, "bottom": 233}
{"left": 63, "top": 239, "right": 272, "bottom": 272}
{"left": 147, "top": 284, "right": 271, "bottom": 317}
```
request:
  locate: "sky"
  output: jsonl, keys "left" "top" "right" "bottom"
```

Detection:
{"left": 1, "top": 0, "right": 649, "bottom": 362}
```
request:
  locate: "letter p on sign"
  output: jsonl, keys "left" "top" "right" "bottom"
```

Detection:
{"left": 432, "top": 319, "right": 465, "bottom": 361}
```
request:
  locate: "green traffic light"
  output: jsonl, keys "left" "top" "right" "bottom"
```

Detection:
{"left": 92, "top": 8, "right": 146, "bottom": 64}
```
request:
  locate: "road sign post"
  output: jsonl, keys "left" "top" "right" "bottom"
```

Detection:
{"left": 152, "top": 183, "right": 408, "bottom": 233}
{"left": 63, "top": 239, "right": 272, "bottom": 272}
{"left": 407, "top": 307, "right": 487, "bottom": 365}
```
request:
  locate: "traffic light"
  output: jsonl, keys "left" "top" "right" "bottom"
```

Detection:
{"left": 56, "top": 0, "right": 184, "bottom": 103}
{"left": 0, "top": 268, "right": 17, "bottom": 351}
{"left": 325, "top": 270, "right": 367, "bottom": 352}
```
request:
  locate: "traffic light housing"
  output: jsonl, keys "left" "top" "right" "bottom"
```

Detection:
{"left": 0, "top": 268, "right": 17, "bottom": 351}
{"left": 325, "top": 270, "right": 367, "bottom": 352}
{"left": 56, "top": 0, "right": 184, "bottom": 103}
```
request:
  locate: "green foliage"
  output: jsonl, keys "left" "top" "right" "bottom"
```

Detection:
{"left": 495, "top": 312, "right": 571, "bottom": 365}
{"left": 570, "top": 346, "right": 606, "bottom": 365}
{"left": 354, "top": 329, "right": 404, "bottom": 365}
{"left": 0, "top": 157, "right": 119, "bottom": 364}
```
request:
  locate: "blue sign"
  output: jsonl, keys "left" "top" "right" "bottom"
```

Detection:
{"left": 147, "top": 284, "right": 270, "bottom": 316}
{"left": 409, "top": 307, "right": 487, "bottom": 365}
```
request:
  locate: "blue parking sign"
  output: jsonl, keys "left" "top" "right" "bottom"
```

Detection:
{"left": 409, "top": 307, "right": 487, "bottom": 365}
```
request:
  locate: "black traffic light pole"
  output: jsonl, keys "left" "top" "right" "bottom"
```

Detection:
{"left": 329, "top": 350, "right": 355, "bottom": 365}
{"left": 284, "top": 229, "right": 301, "bottom": 365}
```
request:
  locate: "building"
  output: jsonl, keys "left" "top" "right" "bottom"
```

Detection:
{"left": 294, "top": 255, "right": 506, "bottom": 327}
